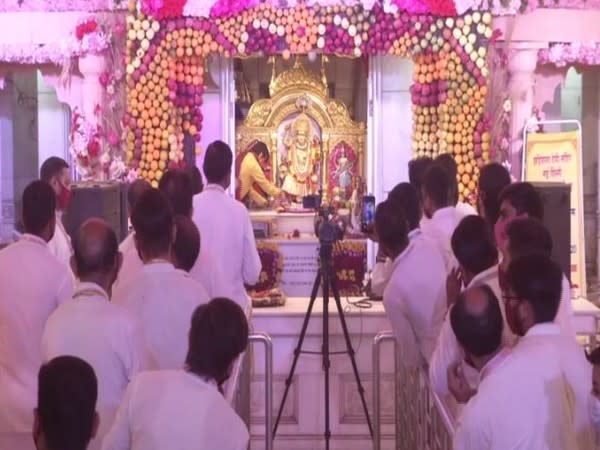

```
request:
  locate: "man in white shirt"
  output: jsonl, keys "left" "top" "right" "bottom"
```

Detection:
{"left": 42, "top": 219, "right": 147, "bottom": 450}
{"left": 420, "top": 164, "right": 467, "bottom": 269}
{"left": 371, "top": 183, "right": 426, "bottom": 297}
{"left": 504, "top": 217, "right": 575, "bottom": 339}
{"left": 434, "top": 153, "right": 477, "bottom": 217}
{"left": 160, "top": 168, "right": 228, "bottom": 299}
{"left": 450, "top": 285, "right": 578, "bottom": 450}
{"left": 430, "top": 215, "right": 516, "bottom": 397}
{"left": 0, "top": 181, "right": 73, "bottom": 450}
{"left": 40, "top": 157, "right": 73, "bottom": 269}
{"left": 192, "top": 141, "right": 262, "bottom": 309}
{"left": 102, "top": 298, "right": 250, "bottom": 450}
{"left": 113, "top": 189, "right": 210, "bottom": 370}
{"left": 494, "top": 181, "right": 543, "bottom": 251}
{"left": 375, "top": 199, "right": 446, "bottom": 366}
{"left": 34, "top": 356, "right": 99, "bottom": 450}
{"left": 504, "top": 254, "right": 594, "bottom": 449}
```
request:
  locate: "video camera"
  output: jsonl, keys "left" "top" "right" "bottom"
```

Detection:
{"left": 314, "top": 204, "right": 345, "bottom": 245}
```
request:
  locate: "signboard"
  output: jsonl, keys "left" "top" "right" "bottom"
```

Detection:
{"left": 523, "top": 128, "right": 586, "bottom": 297}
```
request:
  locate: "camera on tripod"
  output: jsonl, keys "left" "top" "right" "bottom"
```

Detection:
{"left": 313, "top": 205, "right": 345, "bottom": 244}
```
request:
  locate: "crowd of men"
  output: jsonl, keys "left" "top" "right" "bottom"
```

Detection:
{"left": 0, "top": 141, "right": 257, "bottom": 450}
{"left": 374, "top": 154, "right": 598, "bottom": 449}
{"left": 1, "top": 141, "right": 600, "bottom": 450}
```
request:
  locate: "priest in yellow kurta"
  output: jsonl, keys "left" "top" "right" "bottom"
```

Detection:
{"left": 238, "top": 141, "right": 281, "bottom": 208}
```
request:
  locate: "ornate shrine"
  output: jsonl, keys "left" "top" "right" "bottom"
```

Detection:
{"left": 236, "top": 57, "right": 365, "bottom": 205}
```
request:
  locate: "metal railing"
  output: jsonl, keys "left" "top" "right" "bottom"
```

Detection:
{"left": 248, "top": 332, "right": 274, "bottom": 450}
{"left": 372, "top": 331, "right": 398, "bottom": 450}
{"left": 373, "top": 330, "right": 455, "bottom": 450}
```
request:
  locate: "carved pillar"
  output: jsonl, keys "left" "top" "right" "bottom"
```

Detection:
{"left": 507, "top": 43, "right": 546, "bottom": 179}
{"left": 78, "top": 53, "right": 108, "bottom": 125}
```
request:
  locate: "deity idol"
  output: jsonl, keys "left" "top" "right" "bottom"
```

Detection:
{"left": 281, "top": 113, "right": 320, "bottom": 198}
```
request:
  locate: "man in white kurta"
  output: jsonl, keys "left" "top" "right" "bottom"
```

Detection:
{"left": 0, "top": 181, "right": 73, "bottom": 449}
{"left": 159, "top": 167, "right": 231, "bottom": 299}
{"left": 115, "top": 170, "right": 229, "bottom": 298}
{"left": 41, "top": 219, "right": 146, "bottom": 450}
{"left": 370, "top": 182, "right": 434, "bottom": 297}
{"left": 40, "top": 157, "right": 73, "bottom": 269}
{"left": 503, "top": 254, "right": 594, "bottom": 450}
{"left": 502, "top": 217, "right": 576, "bottom": 340}
{"left": 434, "top": 153, "right": 477, "bottom": 218}
{"left": 450, "top": 286, "right": 578, "bottom": 450}
{"left": 113, "top": 189, "right": 210, "bottom": 370}
{"left": 376, "top": 199, "right": 446, "bottom": 366}
{"left": 420, "top": 164, "right": 469, "bottom": 269}
{"left": 192, "top": 141, "right": 261, "bottom": 308}
{"left": 101, "top": 298, "right": 249, "bottom": 450}
{"left": 430, "top": 216, "right": 516, "bottom": 397}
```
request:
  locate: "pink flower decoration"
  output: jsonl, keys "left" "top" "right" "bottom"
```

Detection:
{"left": 210, "top": 0, "right": 256, "bottom": 17}
{"left": 107, "top": 131, "right": 120, "bottom": 146}
{"left": 99, "top": 72, "right": 110, "bottom": 87}
{"left": 391, "top": 0, "right": 429, "bottom": 14}
{"left": 113, "top": 21, "right": 126, "bottom": 36}
{"left": 88, "top": 140, "right": 101, "bottom": 158}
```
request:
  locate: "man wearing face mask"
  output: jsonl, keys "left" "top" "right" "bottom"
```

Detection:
{"left": 0, "top": 181, "right": 73, "bottom": 450}
{"left": 450, "top": 285, "right": 578, "bottom": 450}
{"left": 40, "top": 157, "right": 73, "bottom": 269}
{"left": 504, "top": 254, "right": 594, "bottom": 450}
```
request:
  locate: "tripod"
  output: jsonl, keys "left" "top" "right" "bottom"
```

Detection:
{"left": 273, "top": 240, "right": 373, "bottom": 449}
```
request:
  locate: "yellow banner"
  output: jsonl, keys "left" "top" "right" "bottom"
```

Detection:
{"left": 524, "top": 130, "right": 585, "bottom": 297}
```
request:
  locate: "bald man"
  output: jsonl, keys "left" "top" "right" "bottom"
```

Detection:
{"left": 172, "top": 215, "right": 200, "bottom": 273}
{"left": 450, "top": 285, "right": 578, "bottom": 449}
{"left": 42, "top": 218, "right": 147, "bottom": 450}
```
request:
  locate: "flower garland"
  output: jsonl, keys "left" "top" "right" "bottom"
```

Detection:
{"left": 247, "top": 241, "right": 283, "bottom": 292}
{"left": 4, "top": 0, "right": 600, "bottom": 14}
{"left": 333, "top": 240, "right": 367, "bottom": 296}
{"left": 69, "top": 108, "right": 105, "bottom": 180}
{"left": 483, "top": 37, "right": 511, "bottom": 169}
{"left": 0, "top": 0, "right": 126, "bottom": 11}
{"left": 538, "top": 42, "right": 600, "bottom": 68}
{"left": 127, "top": 3, "right": 492, "bottom": 197}
{"left": 64, "top": 16, "right": 128, "bottom": 180}
{"left": 0, "top": 18, "right": 110, "bottom": 65}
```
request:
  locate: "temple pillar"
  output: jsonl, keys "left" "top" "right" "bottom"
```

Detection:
{"left": 507, "top": 42, "right": 546, "bottom": 179}
{"left": 78, "top": 53, "right": 108, "bottom": 125}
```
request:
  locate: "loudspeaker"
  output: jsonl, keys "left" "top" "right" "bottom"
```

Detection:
{"left": 531, "top": 182, "right": 571, "bottom": 283}
{"left": 63, "top": 182, "right": 128, "bottom": 243}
